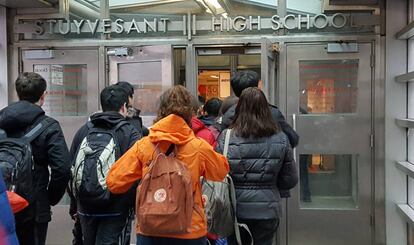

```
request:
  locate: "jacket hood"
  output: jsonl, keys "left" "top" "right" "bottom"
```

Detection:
{"left": 90, "top": 112, "right": 126, "bottom": 128}
{"left": 149, "top": 114, "right": 194, "bottom": 145}
{"left": 198, "top": 115, "right": 216, "bottom": 127}
{"left": 191, "top": 116, "right": 206, "bottom": 134}
{"left": 0, "top": 101, "right": 45, "bottom": 133}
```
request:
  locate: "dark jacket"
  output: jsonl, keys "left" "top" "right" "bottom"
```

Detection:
{"left": 70, "top": 112, "right": 141, "bottom": 215}
{"left": 0, "top": 169, "right": 19, "bottom": 245}
{"left": 127, "top": 107, "right": 149, "bottom": 137}
{"left": 0, "top": 101, "right": 71, "bottom": 223}
{"left": 220, "top": 104, "right": 299, "bottom": 148}
{"left": 216, "top": 129, "right": 298, "bottom": 220}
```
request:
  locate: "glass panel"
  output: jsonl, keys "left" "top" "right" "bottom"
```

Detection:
{"left": 197, "top": 52, "right": 260, "bottom": 100}
{"left": 287, "top": 0, "right": 322, "bottom": 15}
{"left": 409, "top": 177, "right": 414, "bottom": 209}
{"left": 410, "top": 226, "right": 414, "bottom": 245}
{"left": 299, "top": 60, "right": 359, "bottom": 114}
{"left": 198, "top": 70, "right": 231, "bottom": 100}
{"left": 299, "top": 154, "right": 358, "bottom": 209}
{"left": 174, "top": 48, "right": 186, "bottom": 86}
{"left": 33, "top": 64, "right": 88, "bottom": 116}
{"left": 109, "top": 0, "right": 278, "bottom": 17}
{"left": 118, "top": 61, "right": 163, "bottom": 117}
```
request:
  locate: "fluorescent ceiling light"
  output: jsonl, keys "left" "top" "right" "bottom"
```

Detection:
{"left": 205, "top": 0, "right": 222, "bottom": 9}
{"left": 210, "top": 75, "right": 219, "bottom": 78}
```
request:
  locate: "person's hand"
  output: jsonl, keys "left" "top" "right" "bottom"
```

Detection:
{"left": 71, "top": 213, "right": 78, "bottom": 221}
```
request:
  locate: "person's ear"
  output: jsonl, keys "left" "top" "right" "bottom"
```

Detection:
{"left": 38, "top": 91, "right": 46, "bottom": 107}
{"left": 120, "top": 103, "right": 128, "bottom": 117}
{"left": 258, "top": 80, "right": 263, "bottom": 90}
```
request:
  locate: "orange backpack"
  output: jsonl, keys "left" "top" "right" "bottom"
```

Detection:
{"left": 137, "top": 144, "right": 193, "bottom": 235}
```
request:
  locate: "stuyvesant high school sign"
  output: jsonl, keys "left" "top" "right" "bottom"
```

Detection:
{"left": 33, "top": 13, "right": 347, "bottom": 38}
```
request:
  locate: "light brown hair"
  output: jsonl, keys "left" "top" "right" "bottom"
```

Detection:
{"left": 155, "top": 85, "right": 193, "bottom": 126}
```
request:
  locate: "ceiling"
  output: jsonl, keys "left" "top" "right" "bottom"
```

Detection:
{"left": 0, "top": 0, "right": 58, "bottom": 8}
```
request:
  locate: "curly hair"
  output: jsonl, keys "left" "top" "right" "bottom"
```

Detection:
{"left": 155, "top": 85, "right": 193, "bottom": 126}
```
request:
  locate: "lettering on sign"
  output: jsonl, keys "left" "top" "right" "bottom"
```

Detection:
{"left": 33, "top": 13, "right": 348, "bottom": 36}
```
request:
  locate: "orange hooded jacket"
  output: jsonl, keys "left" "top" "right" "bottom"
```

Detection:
{"left": 106, "top": 114, "right": 229, "bottom": 240}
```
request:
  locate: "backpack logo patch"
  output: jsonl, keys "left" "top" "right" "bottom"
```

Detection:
{"left": 154, "top": 188, "right": 167, "bottom": 203}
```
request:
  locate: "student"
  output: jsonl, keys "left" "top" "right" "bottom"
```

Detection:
{"left": 70, "top": 85, "right": 141, "bottom": 245}
{"left": 106, "top": 85, "right": 229, "bottom": 245}
{"left": 116, "top": 81, "right": 150, "bottom": 136}
{"left": 217, "top": 88, "right": 298, "bottom": 245}
{"left": 220, "top": 70, "right": 299, "bottom": 148}
{"left": 0, "top": 72, "right": 71, "bottom": 245}
{"left": 191, "top": 97, "right": 222, "bottom": 148}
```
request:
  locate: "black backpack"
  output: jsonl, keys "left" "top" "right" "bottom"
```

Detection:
{"left": 0, "top": 119, "right": 53, "bottom": 203}
{"left": 71, "top": 121, "right": 127, "bottom": 207}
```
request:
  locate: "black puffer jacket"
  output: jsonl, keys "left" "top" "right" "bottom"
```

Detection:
{"left": 220, "top": 104, "right": 299, "bottom": 148}
{"left": 216, "top": 129, "right": 298, "bottom": 220}
{"left": 0, "top": 101, "right": 71, "bottom": 223}
{"left": 70, "top": 112, "right": 141, "bottom": 215}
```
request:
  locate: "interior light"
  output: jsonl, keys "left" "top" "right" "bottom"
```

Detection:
{"left": 210, "top": 75, "right": 219, "bottom": 79}
{"left": 205, "top": 0, "right": 222, "bottom": 9}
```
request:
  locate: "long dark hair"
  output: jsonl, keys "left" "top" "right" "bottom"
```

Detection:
{"left": 232, "top": 87, "right": 279, "bottom": 138}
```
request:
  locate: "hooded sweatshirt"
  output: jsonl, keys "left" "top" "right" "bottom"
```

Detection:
{"left": 107, "top": 114, "right": 229, "bottom": 239}
{"left": 70, "top": 111, "right": 141, "bottom": 215}
{"left": 0, "top": 101, "right": 71, "bottom": 223}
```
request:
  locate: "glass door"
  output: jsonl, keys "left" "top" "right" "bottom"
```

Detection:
{"left": 286, "top": 43, "right": 373, "bottom": 245}
{"left": 22, "top": 49, "right": 100, "bottom": 244}
{"left": 108, "top": 45, "right": 173, "bottom": 128}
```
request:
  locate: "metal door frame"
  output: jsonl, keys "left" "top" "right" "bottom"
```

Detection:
{"left": 21, "top": 48, "right": 100, "bottom": 145}
{"left": 283, "top": 42, "right": 375, "bottom": 245}
{"left": 20, "top": 48, "right": 100, "bottom": 244}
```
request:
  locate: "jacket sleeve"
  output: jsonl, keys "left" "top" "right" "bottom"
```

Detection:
{"left": 200, "top": 141, "right": 229, "bottom": 182}
{"left": 46, "top": 123, "right": 72, "bottom": 206}
{"left": 220, "top": 106, "right": 236, "bottom": 131}
{"left": 271, "top": 107, "right": 299, "bottom": 148}
{"left": 277, "top": 146, "right": 298, "bottom": 190}
{"left": 107, "top": 141, "right": 143, "bottom": 194}
{"left": 128, "top": 126, "right": 142, "bottom": 149}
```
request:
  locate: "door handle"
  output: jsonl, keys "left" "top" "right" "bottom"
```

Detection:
{"left": 292, "top": 114, "right": 297, "bottom": 163}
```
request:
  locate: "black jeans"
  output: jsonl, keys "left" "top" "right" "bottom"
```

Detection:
{"left": 72, "top": 217, "right": 84, "bottom": 245}
{"left": 79, "top": 214, "right": 128, "bottom": 245}
{"left": 137, "top": 235, "right": 207, "bottom": 245}
{"left": 227, "top": 219, "right": 279, "bottom": 245}
{"left": 15, "top": 219, "right": 48, "bottom": 245}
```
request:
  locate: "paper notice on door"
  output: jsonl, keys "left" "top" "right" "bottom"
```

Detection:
{"left": 51, "top": 65, "right": 64, "bottom": 85}
{"left": 34, "top": 64, "right": 50, "bottom": 82}
{"left": 219, "top": 72, "right": 230, "bottom": 98}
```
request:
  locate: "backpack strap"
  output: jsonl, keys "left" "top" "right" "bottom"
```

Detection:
{"left": 223, "top": 129, "right": 232, "bottom": 157}
{"left": 112, "top": 120, "right": 129, "bottom": 133}
{"left": 23, "top": 118, "right": 55, "bottom": 143}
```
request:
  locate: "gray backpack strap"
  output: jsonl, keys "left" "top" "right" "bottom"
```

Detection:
{"left": 223, "top": 129, "right": 232, "bottom": 157}
{"left": 24, "top": 119, "right": 55, "bottom": 143}
{"left": 224, "top": 131, "right": 254, "bottom": 245}
{"left": 228, "top": 174, "right": 253, "bottom": 245}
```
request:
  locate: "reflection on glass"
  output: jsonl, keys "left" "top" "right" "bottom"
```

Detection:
{"left": 299, "top": 154, "right": 358, "bottom": 209}
{"left": 33, "top": 64, "right": 88, "bottom": 116}
{"left": 118, "top": 61, "right": 164, "bottom": 116}
{"left": 299, "top": 60, "right": 359, "bottom": 114}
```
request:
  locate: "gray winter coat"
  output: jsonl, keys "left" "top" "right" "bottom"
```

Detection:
{"left": 216, "top": 129, "right": 298, "bottom": 220}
